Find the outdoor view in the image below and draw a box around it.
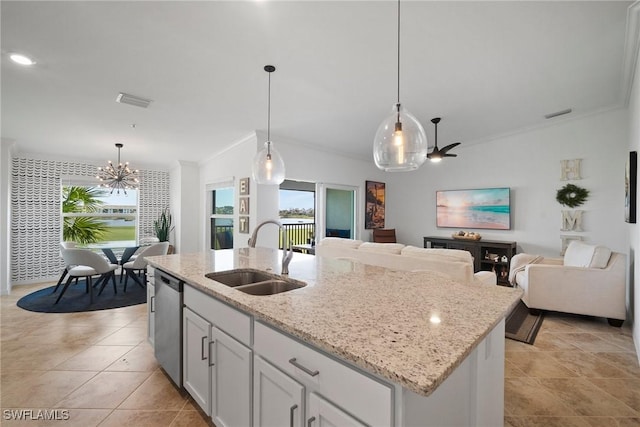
[211,188,234,249]
[62,185,137,247]
[280,189,315,245]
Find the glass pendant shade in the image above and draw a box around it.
[373,103,428,171]
[252,141,285,185]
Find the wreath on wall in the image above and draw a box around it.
[556,183,589,208]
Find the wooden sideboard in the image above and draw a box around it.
[424,236,517,286]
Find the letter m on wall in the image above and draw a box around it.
[561,210,584,232]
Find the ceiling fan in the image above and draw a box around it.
[427,117,461,162]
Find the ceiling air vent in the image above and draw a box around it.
[116,92,152,108]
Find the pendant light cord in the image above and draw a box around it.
[396,0,401,122]
[267,69,272,157]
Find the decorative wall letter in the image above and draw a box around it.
[239,197,250,215]
[239,216,249,234]
[561,210,583,232]
[560,159,582,181]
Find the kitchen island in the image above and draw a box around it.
[147,248,522,427]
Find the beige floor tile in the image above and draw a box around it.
[505,360,527,378]
[547,351,633,378]
[96,327,146,346]
[105,343,159,372]
[170,410,215,427]
[616,417,640,427]
[98,409,179,427]
[587,378,640,413]
[54,345,134,371]
[594,352,640,377]
[56,371,151,409]
[505,339,541,353]
[590,332,638,352]
[505,377,578,416]
[507,351,578,378]
[539,377,638,417]
[504,416,618,427]
[1,344,84,371]
[554,332,630,352]
[118,371,188,410]
[1,370,96,408]
[531,333,580,351]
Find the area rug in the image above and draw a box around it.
[17,278,146,313]
[505,300,544,345]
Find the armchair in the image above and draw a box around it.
[509,241,626,326]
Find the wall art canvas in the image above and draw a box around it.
[625,151,637,223]
[436,187,511,230]
[365,181,385,229]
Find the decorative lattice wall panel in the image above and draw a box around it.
[10,157,169,283]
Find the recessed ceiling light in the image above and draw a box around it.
[9,53,36,66]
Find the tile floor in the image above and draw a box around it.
[1,282,639,426]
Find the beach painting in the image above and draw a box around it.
[436,188,511,230]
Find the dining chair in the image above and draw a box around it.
[52,241,77,294]
[55,248,119,304]
[372,228,397,243]
[122,242,170,292]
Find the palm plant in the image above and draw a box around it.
[154,208,174,242]
[62,186,107,244]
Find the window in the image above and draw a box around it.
[210,187,234,249]
[61,184,137,246]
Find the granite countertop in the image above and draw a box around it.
[147,248,522,397]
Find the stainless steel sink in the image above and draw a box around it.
[235,280,305,296]
[205,269,306,295]
[205,269,277,287]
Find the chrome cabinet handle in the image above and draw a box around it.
[150,296,155,312]
[307,416,316,427]
[208,340,215,367]
[201,336,207,360]
[289,358,319,377]
[289,404,298,427]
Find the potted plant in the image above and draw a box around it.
[154,208,175,252]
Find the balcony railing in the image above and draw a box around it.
[212,222,315,250]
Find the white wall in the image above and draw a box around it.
[386,109,628,257]
[170,160,200,254]
[628,11,640,358]
[0,140,14,295]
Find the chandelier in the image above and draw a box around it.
[96,143,139,194]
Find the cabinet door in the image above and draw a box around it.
[146,282,155,347]
[211,326,252,427]
[183,308,211,416]
[254,356,304,427]
[307,393,366,427]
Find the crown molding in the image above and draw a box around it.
[622,1,640,106]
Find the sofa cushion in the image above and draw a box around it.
[358,242,405,255]
[317,237,363,249]
[564,241,612,268]
[401,246,473,263]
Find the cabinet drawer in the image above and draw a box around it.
[254,321,393,427]
[184,285,251,347]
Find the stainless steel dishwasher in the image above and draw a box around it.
[154,269,183,387]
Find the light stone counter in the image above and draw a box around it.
[147,248,522,397]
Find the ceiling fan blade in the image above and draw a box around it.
[427,147,441,159]
[439,142,461,154]
[443,153,457,157]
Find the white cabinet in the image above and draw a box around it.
[183,285,252,427]
[253,321,393,427]
[183,307,211,416]
[307,393,367,427]
[211,325,252,427]
[254,355,304,427]
[146,266,155,347]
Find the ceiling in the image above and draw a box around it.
[1,1,634,169]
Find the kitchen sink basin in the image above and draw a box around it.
[205,269,306,295]
[235,280,305,296]
[205,269,277,287]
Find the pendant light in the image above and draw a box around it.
[252,65,285,185]
[373,0,427,172]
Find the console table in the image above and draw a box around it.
[424,236,517,286]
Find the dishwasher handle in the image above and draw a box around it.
[156,270,183,292]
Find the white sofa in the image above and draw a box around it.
[315,237,496,285]
[509,241,626,326]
